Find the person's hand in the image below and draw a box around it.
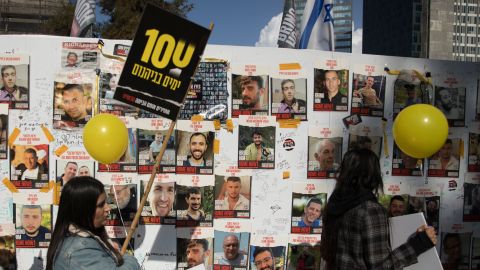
[417,224,437,245]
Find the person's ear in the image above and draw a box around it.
[314,153,319,160]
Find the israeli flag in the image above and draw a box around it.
[298,0,335,51]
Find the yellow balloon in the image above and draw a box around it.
[83,114,129,164]
[393,104,449,158]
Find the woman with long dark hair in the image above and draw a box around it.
[320,149,436,269]
[46,176,140,269]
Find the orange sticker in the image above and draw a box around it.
[41,125,55,142]
[225,119,234,133]
[279,63,301,70]
[8,128,20,146]
[213,139,220,154]
[191,115,204,122]
[2,178,18,193]
[283,171,290,179]
[278,119,301,128]
[55,145,69,157]
[213,119,221,130]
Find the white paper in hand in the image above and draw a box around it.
[389,213,442,270]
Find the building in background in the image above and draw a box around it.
[295,0,353,52]
[363,0,480,62]
[0,0,66,34]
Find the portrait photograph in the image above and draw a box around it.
[176,130,214,174]
[0,55,30,109]
[351,73,386,117]
[177,237,213,270]
[213,231,250,268]
[14,204,52,248]
[378,194,409,218]
[287,243,321,270]
[393,77,429,116]
[307,136,342,179]
[249,245,285,270]
[55,160,94,186]
[434,86,466,127]
[427,138,461,177]
[291,192,326,234]
[214,175,251,218]
[10,144,49,189]
[176,184,214,227]
[231,74,269,118]
[271,77,307,120]
[61,42,98,69]
[53,81,93,130]
[137,129,176,174]
[105,183,138,225]
[313,68,349,111]
[140,179,176,225]
[238,125,275,169]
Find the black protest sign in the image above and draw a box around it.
[114,4,211,120]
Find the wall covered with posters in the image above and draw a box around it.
[0,35,479,270]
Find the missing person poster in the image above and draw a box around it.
[271,77,307,120]
[307,126,342,179]
[52,70,96,131]
[434,75,466,127]
[175,120,215,174]
[177,227,214,270]
[139,173,176,225]
[13,192,52,248]
[291,182,328,234]
[176,174,214,227]
[214,165,252,219]
[0,54,29,109]
[287,234,322,270]
[10,144,49,189]
[231,73,270,118]
[427,137,461,177]
[214,219,251,269]
[238,115,276,169]
[392,70,430,117]
[113,4,211,119]
[137,118,176,174]
[249,235,287,270]
[313,59,349,112]
[61,42,98,69]
[351,64,385,117]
